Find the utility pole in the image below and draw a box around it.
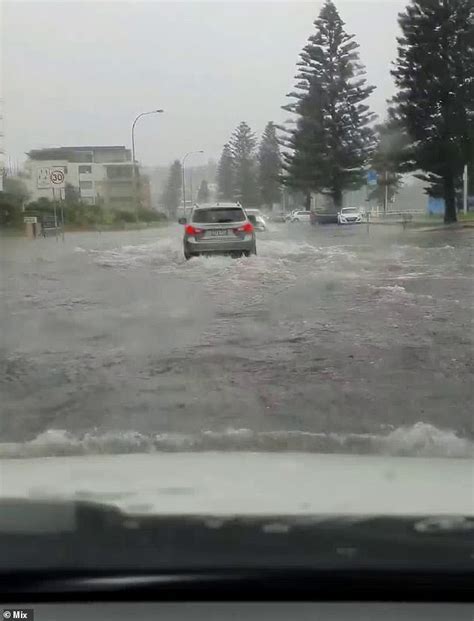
[383,170,388,214]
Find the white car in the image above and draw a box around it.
[291,210,311,223]
[245,209,267,232]
[337,207,363,225]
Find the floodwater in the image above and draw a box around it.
[1,223,473,458]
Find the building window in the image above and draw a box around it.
[80,180,93,189]
[79,165,92,174]
[106,165,133,179]
[70,153,93,163]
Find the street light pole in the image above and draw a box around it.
[131,109,164,220]
[181,150,204,214]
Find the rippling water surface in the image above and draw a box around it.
[1,223,472,458]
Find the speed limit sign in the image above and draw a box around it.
[49,168,65,188]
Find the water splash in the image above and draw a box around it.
[1,423,471,460]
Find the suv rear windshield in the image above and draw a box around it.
[192,208,245,223]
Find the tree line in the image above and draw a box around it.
[160,121,282,216]
[283,0,473,223]
[133,0,474,224]
[217,121,282,208]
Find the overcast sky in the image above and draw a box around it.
[2,0,406,168]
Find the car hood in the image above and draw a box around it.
[1,452,472,517]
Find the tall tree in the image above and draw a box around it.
[161,160,182,217]
[229,121,259,206]
[391,0,474,223]
[0,177,29,228]
[280,91,321,209]
[3,176,29,205]
[217,143,234,201]
[197,179,210,203]
[258,122,282,207]
[282,0,376,210]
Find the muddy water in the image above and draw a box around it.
[1,223,472,458]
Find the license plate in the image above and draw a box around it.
[209,229,228,237]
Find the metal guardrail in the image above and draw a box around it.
[310,209,430,228]
[369,210,426,219]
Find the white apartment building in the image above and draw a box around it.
[24,145,147,209]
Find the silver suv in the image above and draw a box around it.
[180,203,257,260]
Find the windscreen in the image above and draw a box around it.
[1,0,473,575]
[192,208,245,223]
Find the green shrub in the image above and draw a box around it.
[113,209,136,224]
[0,192,24,227]
[137,208,167,222]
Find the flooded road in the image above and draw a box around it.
[1,223,473,457]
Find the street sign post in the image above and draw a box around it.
[60,188,65,242]
[37,167,51,189]
[47,169,66,241]
[52,188,59,241]
[34,167,66,240]
[36,167,66,189]
[49,168,65,188]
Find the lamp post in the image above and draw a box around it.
[182,150,204,213]
[131,109,164,219]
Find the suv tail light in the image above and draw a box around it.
[185,225,204,235]
[235,221,254,233]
